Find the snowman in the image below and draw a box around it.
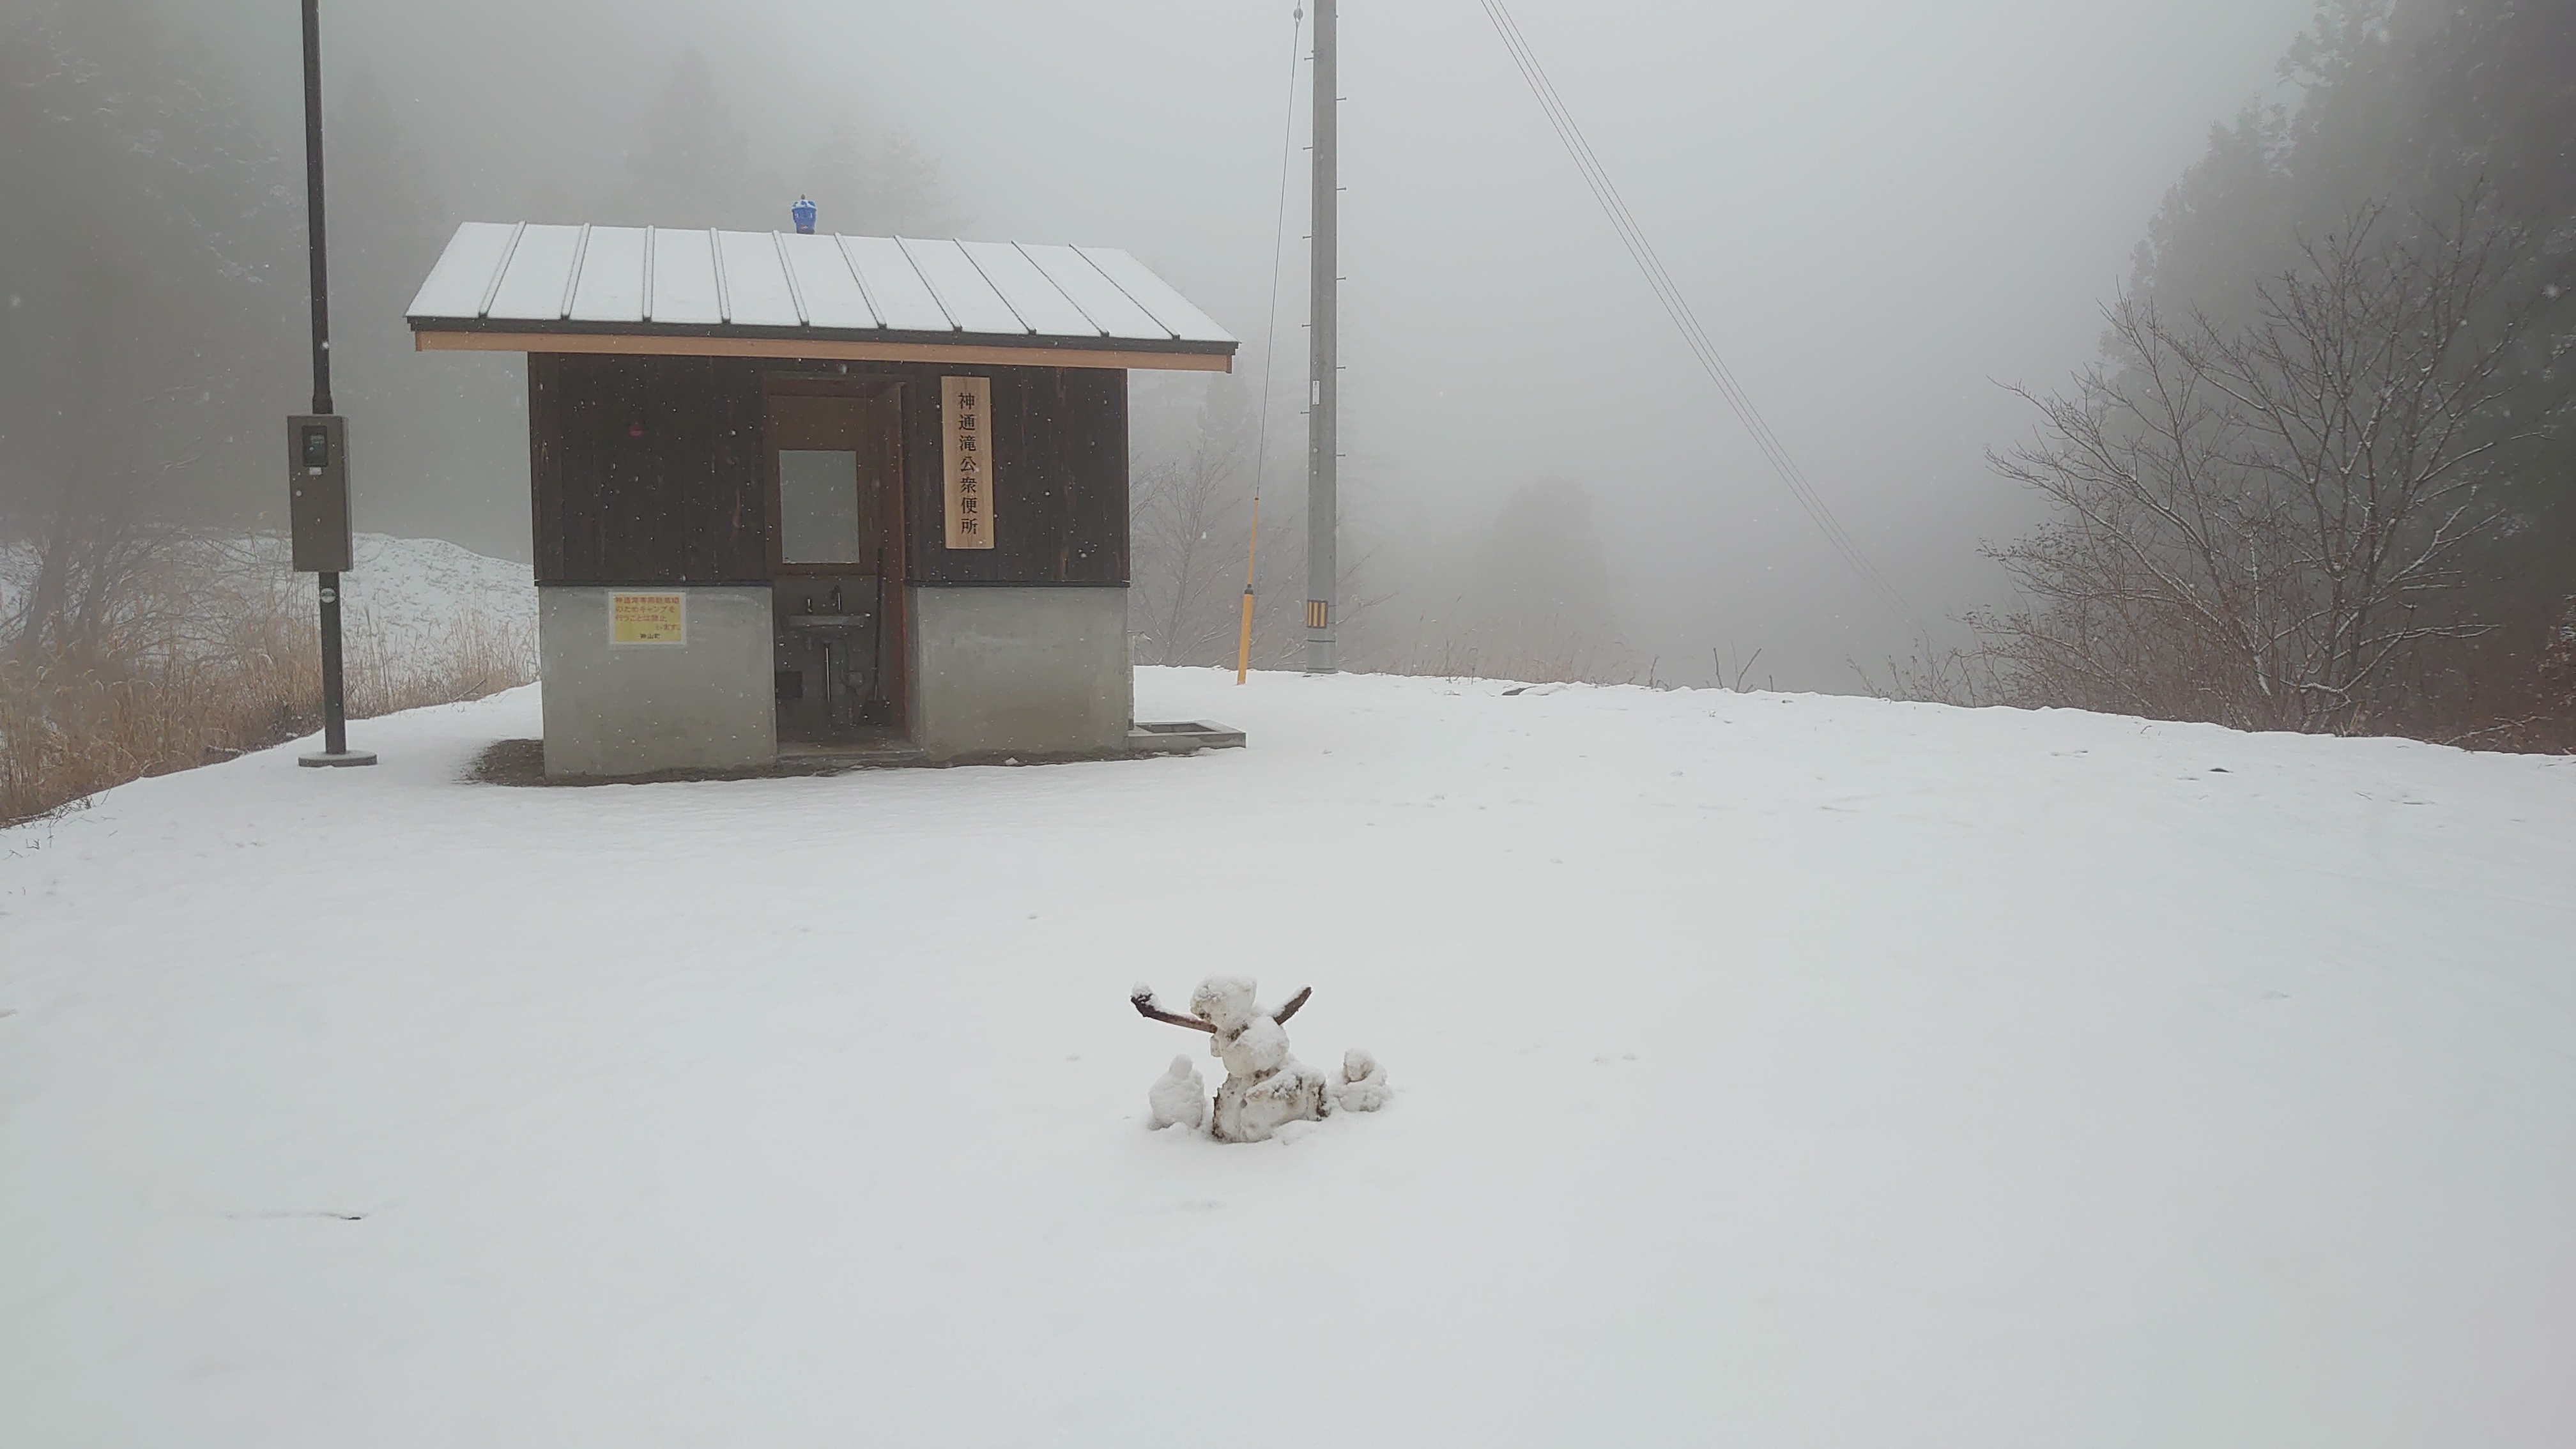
[1131,976,1333,1144]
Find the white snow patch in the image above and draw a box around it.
[335,533,536,641]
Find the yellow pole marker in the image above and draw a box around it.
[1234,494,1260,684]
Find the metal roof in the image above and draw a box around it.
[406,222,1238,372]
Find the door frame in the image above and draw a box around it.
[761,375,910,732]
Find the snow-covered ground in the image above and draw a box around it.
[332,533,538,644]
[3,671,2571,1446]
[0,533,534,671]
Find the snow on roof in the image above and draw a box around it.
[405,222,1238,367]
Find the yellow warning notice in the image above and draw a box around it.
[610,592,686,647]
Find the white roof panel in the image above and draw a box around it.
[484,224,586,321]
[776,232,876,329]
[647,228,721,326]
[715,229,799,327]
[959,240,1101,337]
[568,226,648,323]
[899,238,1026,335]
[1074,247,1234,344]
[410,220,1237,358]
[407,221,519,319]
[842,236,951,332]
[1017,243,1172,339]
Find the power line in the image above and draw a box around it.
[1248,6,1307,524]
[1477,1,1926,636]
[1237,3,1309,682]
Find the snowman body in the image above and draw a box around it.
[1193,976,1331,1143]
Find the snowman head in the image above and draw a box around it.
[1189,974,1259,1031]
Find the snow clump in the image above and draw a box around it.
[1331,1048,1390,1112]
[1147,1055,1207,1131]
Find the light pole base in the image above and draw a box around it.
[298,749,378,768]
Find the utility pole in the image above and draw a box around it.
[293,0,373,767]
[1303,0,1338,674]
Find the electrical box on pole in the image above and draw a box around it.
[288,415,353,574]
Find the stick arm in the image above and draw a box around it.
[1130,989,1218,1034]
[1272,986,1313,1024]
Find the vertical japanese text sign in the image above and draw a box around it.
[942,376,995,550]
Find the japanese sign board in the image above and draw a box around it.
[942,375,995,550]
[609,591,686,647]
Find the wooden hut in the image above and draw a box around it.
[404,222,1238,777]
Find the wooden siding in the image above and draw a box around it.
[903,367,1128,586]
[527,356,1126,588]
[527,355,765,584]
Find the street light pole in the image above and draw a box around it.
[1303,0,1338,674]
[295,0,374,768]
[302,0,332,425]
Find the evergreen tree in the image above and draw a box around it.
[867,128,959,236]
[800,122,960,236]
[601,49,776,229]
[602,52,956,236]
[1457,479,1621,660]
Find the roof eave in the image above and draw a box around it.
[408,316,1236,373]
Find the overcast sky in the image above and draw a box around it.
[203,0,2317,686]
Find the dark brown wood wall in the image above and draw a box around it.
[902,367,1129,586]
[527,356,1127,587]
[527,355,766,583]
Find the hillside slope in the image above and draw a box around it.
[0,534,535,646]
[2,670,2570,1446]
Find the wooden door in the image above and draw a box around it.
[764,382,907,727]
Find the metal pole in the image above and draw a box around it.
[303,0,332,422]
[1303,0,1338,674]
[300,0,361,763]
[294,0,371,767]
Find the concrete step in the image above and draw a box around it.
[1128,721,1248,754]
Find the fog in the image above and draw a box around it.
[178,0,2313,688]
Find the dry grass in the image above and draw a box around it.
[1866,617,2576,755]
[1,565,533,825]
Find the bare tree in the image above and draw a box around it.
[1129,430,1248,666]
[2,3,297,668]
[1971,198,2554,733]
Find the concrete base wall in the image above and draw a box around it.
[908,586,1131,760]
[538,585,777,778]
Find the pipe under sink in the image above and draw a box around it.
[786,613,878,730]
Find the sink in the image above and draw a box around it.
[785,611,880,732]
[787,613,873,634]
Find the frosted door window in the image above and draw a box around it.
[779,450,864,564]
